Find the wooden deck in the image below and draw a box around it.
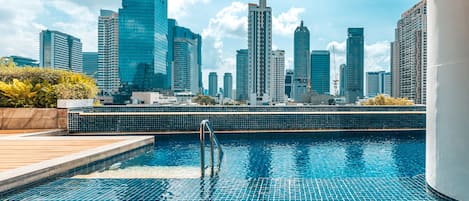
[0,129,49,136]
[0,138,121,172]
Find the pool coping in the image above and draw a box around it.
[0,136,154,194]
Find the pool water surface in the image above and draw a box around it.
[3,131,441,200]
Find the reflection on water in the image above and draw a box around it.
[107,132,426,179]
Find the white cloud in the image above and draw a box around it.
[0,0,45,59]
[273,7,305,36]
[169,0,211,21]
[201,2,248,89]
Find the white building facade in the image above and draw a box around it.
[271,50,285,103]
[248,0,272,105]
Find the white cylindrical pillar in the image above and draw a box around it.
[427,0,469,200]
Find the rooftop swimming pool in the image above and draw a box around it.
[3,131,441,200]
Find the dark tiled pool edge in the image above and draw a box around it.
[426,183,458,201]
[0,136,154,196]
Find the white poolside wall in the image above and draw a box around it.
[427,0,469,200]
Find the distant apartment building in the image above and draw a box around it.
[339,64,346,97]
[393,0,427,104]
[118,0,168,91]
[83,52,98,78]
[285,70,294,99]
[367,71,391,97]
[98,9,120,95]
[271,50,285,103]
[209,72,218,97]
[311,50,330,95]
[248,0,272,104]
[293,21,310,102]
[224,73,233,99]
[236,49,249,101]
[40,30,82,73]
[168,20,202,95]
[345,28,364,103]
[8,56,38,67]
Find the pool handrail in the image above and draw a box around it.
[200,120,224,177]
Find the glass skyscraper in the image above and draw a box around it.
[345,28,364,103]
[339,64,346,97]
[224,73,233,99]
[40,30,82,73]
[209,72,218,97]
[366,71,392,97]
[311,50,330,95]
[285,70,294,99]
[118,0,168,92]
[170,23,202,95]
[293,21,310,102]
[236,49,249,101]
[82,52,98,78]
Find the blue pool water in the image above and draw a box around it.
[3,131,441,200]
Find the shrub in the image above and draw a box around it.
[361,94,414,106]
[0,59,98,108]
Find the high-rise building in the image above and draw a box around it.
[236,49,249,101]
[40,30,82,73]
[83,52,98,78]
[170,22,202,95]
[209,72,218,97]
[367,71,392,97]
[345,28,364,103]
[118,0,168,92]
[248,0,272,105]
[311,50,330,95]
[224,73,233,99]
[339,64,346,97]
[167,19,177,89]
[285,70,294,99]
[98,9,119,95]
[293,21,310,102]
[271,50,285,103]
[393,0,427,104]
[390,41,399,98]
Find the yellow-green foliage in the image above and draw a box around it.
[0,57,98,108]
[362,94,414,106]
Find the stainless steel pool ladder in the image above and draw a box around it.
[200,120,224,177]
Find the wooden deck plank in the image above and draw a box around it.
[0,139,122,172]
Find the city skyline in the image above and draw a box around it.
[0,0,421,90]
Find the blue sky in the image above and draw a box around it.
[0,0,420,90]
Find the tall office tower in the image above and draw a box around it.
[285,70,294,99]
[224,73,233,99]
[293,21,310,102]
[394,0,427,104]
[118,0,168,92]
[366,71,392,97]
[98,9,119,95]
[236,49,249,101]
[82,52,98,78]
[167,19,177,90]
[345,28,364,103]
[390,41,399,97]
[271,50,285,103]
[40,30,82,73]
[339,64,346,96]
[170,23,202,95]
[248,0,272,105]
[311,50,331,95]
[209,72,218,97]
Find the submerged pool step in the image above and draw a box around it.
[73,166,201,179]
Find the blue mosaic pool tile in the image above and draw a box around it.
[3,175,441,201]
